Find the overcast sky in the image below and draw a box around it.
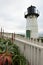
[0,0,43,34]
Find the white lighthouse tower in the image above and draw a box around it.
[24,5,39,39]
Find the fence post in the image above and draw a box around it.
[14,32,15,41]
[1,27,2,38]
[11,33,15,43]
[11,33,13,43]
[2,29,4,38]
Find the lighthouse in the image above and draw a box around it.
[24,5,39,39]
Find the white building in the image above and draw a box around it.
[24,5,39,39]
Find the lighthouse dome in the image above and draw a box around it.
[25,5,39,18]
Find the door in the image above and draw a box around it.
[26,30,31,39]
